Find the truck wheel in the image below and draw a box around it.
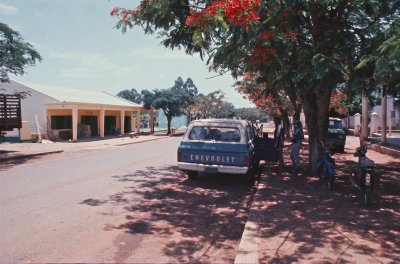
[187,171,198,180]
[244,166,257,182]
[338,145,345,153]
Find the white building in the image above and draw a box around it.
[372,95,400,129]
[0,80,153,142]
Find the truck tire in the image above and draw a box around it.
[245,169,255,180]
[187,171,198,180]
[338,145,345,153]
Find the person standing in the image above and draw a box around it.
[273,117,285,171]
[290,120,303,171]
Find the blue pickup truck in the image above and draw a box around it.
[177,119,276,179]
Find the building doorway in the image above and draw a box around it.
[124,116,131,133]
[81,116,98,136]
[105,116,117,135]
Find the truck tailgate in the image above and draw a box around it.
[179,141,248,167]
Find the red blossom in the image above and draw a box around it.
[260,31,275,41]
[225,0,260,30]
[186,0,261,30]
[251,45,277,66]
[284,31,297,41]
[205,1,225,16]
[110,7,120,17]
[186,8,208,27]
[111,0,149,19]
[330,91,348,115]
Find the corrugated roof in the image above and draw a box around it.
[33,83,142,107]
[3,80,142,108]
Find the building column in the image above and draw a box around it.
[45,107,51,139]
[99,107,105,138]
[370,112,379,137]
[72,105,78,142]
[361,94,369,141]
[136,109,141,133]
[381,94,387,145]
[354,113,361,137]
[120,109,125,136]
[130,111,135,133]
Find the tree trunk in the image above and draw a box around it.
[361,90,369,141]
[279,108,291,137]
[301,88,319,174]
[316,88,332,144]
[167,117,172,135]
[293,107,301,122]
[301,84,331,175]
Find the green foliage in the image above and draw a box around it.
[171,76,198,112]
[141,89,155,109]
[153,88,184,118]
[117,88,142,104]
[112,0,399,169]
[139,76,198,133]
[0,23,42,82]
[193,90,235,119]
[351,2,400,97]
[212,101,235,118]
[235,107,269,122]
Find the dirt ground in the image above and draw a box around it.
[256,136,399,263]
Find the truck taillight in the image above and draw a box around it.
[177,149,182,162]
[244,155,249,167]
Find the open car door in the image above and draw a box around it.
[254,136,278,162]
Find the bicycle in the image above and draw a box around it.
[349,143,377,207]
[317,140,335,191]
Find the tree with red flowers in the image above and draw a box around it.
[235,71,302,136]
[112,0,398,173]
[329,91,348,117]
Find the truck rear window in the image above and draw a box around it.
[188,126,241,142]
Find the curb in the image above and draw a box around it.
[374,144,400,158]
[234,175,265,264]
[0,136,171,162]
[362,140,400,158]
[115,135,169,146]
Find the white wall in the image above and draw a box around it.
[372,96,399,128]
[0,80,57,135]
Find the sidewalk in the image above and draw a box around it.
[235,136,400,263]
[0,134,169,161]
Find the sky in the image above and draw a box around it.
[0,0,254,108]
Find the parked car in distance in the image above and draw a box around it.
[327,117,346,153]
[177,119,259,179]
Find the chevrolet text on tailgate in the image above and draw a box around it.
[177,119,258,179]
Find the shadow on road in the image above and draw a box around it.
[81,165,256,262]
[0,155,41,171]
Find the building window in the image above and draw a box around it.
[51,116,72,129]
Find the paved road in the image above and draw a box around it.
[0,137,253,263]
